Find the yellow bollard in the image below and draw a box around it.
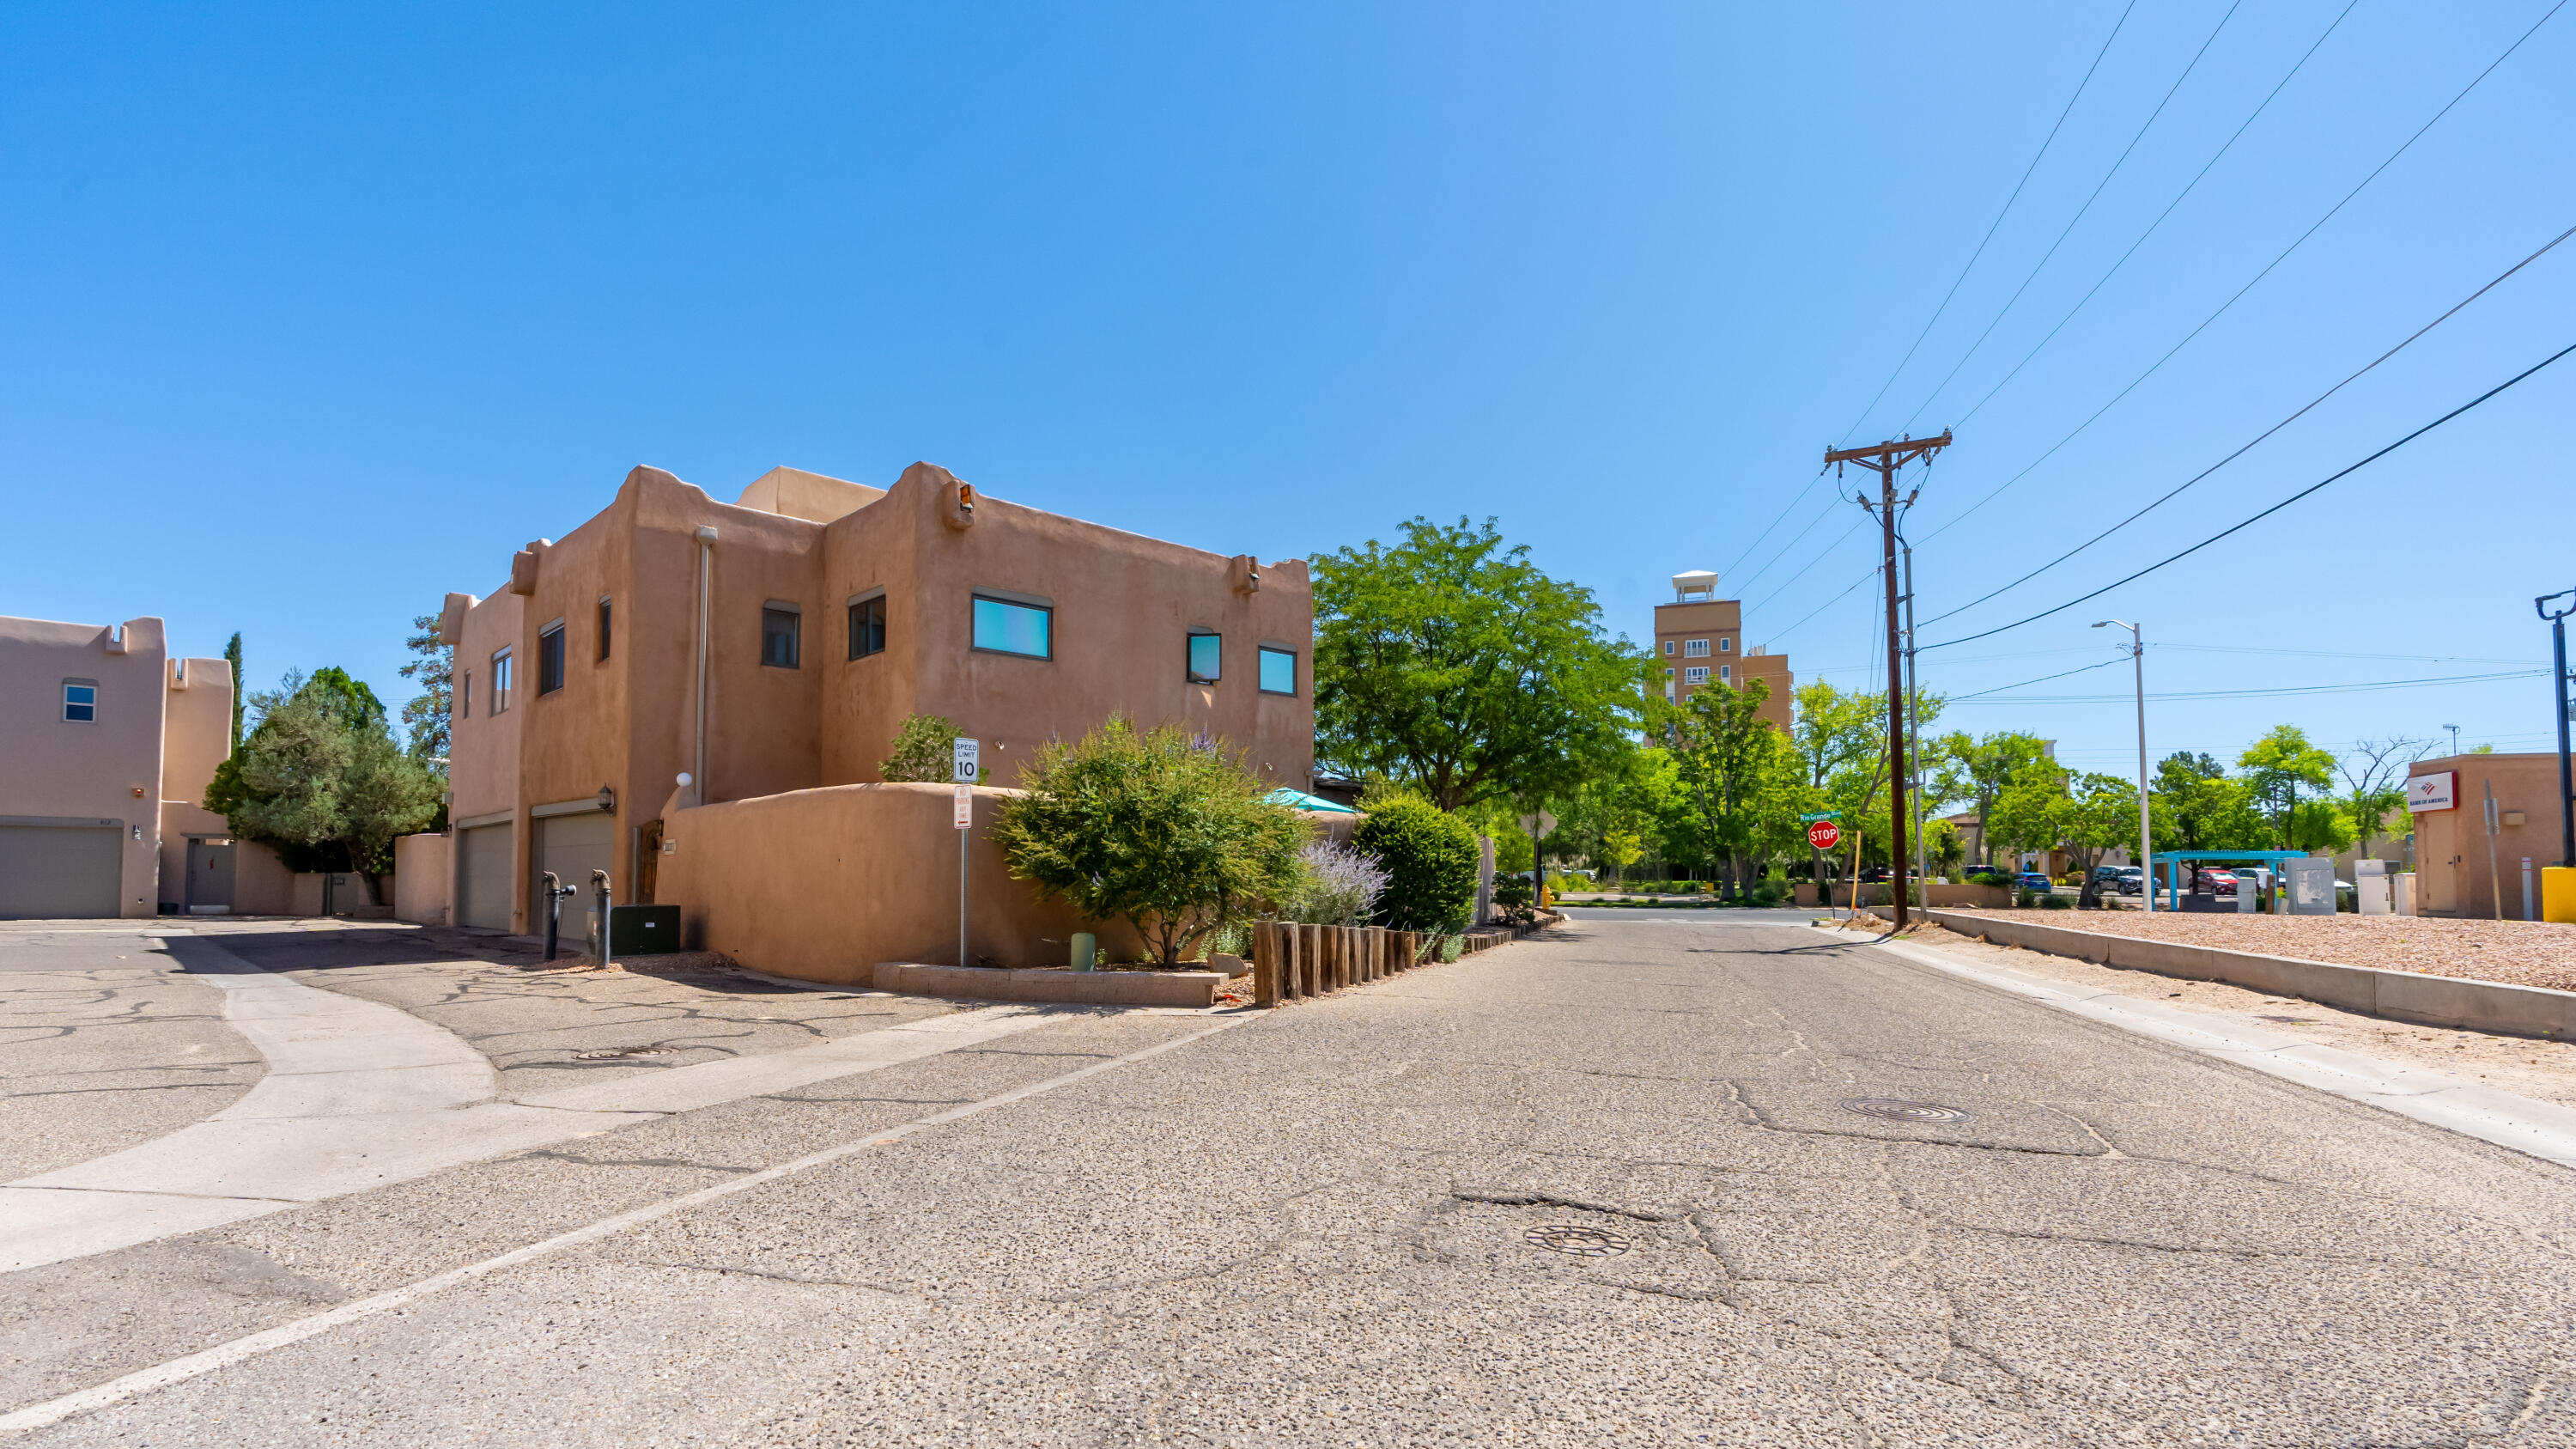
[2545,866,2576,925]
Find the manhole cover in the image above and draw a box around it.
[572,1045,677,1061]
[1839,1097,1974,1123]
[1525,1225,1630,1257]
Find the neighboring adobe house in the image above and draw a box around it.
[0,615,234,918]
[433,461,1315,974]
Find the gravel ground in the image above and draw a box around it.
[1938,907,2576,993]
[1832,916,2576,1111]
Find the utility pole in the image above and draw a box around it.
[2540,589,2574,869]
[1824,429,1953,930]
[1901,539,1925,894]
[2095,619,2150,912]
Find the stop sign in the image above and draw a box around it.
[1807,819,1842,850]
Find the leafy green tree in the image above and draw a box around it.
[223,631,244,754]
[1932,730,2050,870]
[208,671,444,903]
[1313,516,1649,812]
[880,713,983,782]
[2239,726,2337,853]
[2288,798,2357,855]
[2148,752,2269,853]
[1352,794,1482,935]
[992,719,1305,964]
[1668,679,1788,898]
[398,613,453,761]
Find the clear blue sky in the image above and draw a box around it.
[6,2,2570,782]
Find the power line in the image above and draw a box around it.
[1756,563,1880,643]
[1922,338,2576,651]
[1832,0,2142,447]
[1942,0,2364,432]
[1919,221,2576,627]
[1951,667,2548,704]
[1899,0,2246,432]
[1730,489,1850,595]
[1920,0,2571,543]
[1745,516,1869,615]
[1945,656,2129,701]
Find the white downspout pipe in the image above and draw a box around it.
[694,526,716,806]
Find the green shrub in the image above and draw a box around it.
[880,713,986,783]
[2039,892,2073,910]
[992,718,1305,964]
[1493,875,1534,909]
[1746,879,1788,908]
[1352,797,1479,934]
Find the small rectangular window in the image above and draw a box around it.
[762,606,801,668]
[1258,646,1297,696]
[1683,638,1710,658]
[1719,636,1733,653]
[459,671,472,721]
[848,595,885,660]
[598,598,612,661]
[1719,664,1732,682]
[1662,640,1674,655]
[538,621,566,695]
[972,596,1052,659]
[491,648,513,713]
[62,679,97,722]
[1187,630,1221,685]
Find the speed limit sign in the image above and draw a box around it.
[1807,819,1842,851]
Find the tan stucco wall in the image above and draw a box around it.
[449,587,525,927]
[394,832,451,924]
[0,615,171,916]
[2409,753,2570,917]
[656,782,1145,984]
[234,839,297,916]
[155,654,235,909]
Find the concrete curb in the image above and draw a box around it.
[1925,909,2576,1041]
[875,961,1222,1008]
[1817,926,2576,1172]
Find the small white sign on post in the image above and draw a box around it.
[952,737,981,784]
[1517,811,1557,839]
[953,784,973,830]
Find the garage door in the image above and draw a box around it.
[534,811,616,917]
[0,821,123,919]
[456,824,514,931]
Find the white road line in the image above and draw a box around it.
[1826,926,2576,1170]
[0,1016,1243,1440]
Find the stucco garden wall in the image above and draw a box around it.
[656,781,1145,985]
[394,832,450,924]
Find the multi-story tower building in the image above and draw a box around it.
[1650,570,1793,732]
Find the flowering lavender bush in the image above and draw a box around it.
[1283,839,1391,926]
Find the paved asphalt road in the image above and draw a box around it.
[6,913,2575,1446]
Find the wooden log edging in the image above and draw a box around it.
[1253,922,1434,1007]
[1923,909,2576,1040]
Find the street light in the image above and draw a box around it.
[2444,723,2461,757]
[2095,620,2150,912]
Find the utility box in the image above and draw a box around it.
[2391,872,2417,916]
[607,904,683,956]
[2355,859,2390,916]
[2286,857,2336,916]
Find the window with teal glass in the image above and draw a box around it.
[972,596,1051,659]
[1258,646,1296,696]
[1187,630,1220,685]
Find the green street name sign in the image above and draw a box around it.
[1797,812,1842,824]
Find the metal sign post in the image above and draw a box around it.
[954,739,979,967]
[1800,813,1841,914]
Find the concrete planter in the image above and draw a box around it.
[1925,910,2576,1039]
[874,961,1221,1008]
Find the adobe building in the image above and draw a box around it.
[0,615,235,918]
[1653,571,1793,731]
[436,461,1315,976]
[2406,752,2573,918]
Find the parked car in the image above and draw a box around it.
[2115,867,2143,897]
[2015,871,2051,892]
[2199,868,2239,897]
